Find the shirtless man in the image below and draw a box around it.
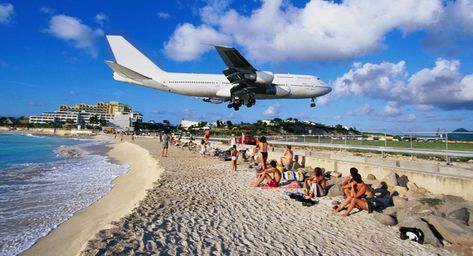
[333,173,367,216]
[258,136,268,170]
[252,160,281,187]
[279,145,293,168]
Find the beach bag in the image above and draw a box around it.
[295,170,305,182]
[282,171,296,181]
[399,227,424,244]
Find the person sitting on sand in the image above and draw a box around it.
[352,181,391,213]
[304,167,327,198]
[252,160,281,187]
[258,136,268,170]
[333,173,367,216]
[231,145,238,172]
[342,167,359,198]
[279,145,293,168]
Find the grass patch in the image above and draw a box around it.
[419,198,444,207]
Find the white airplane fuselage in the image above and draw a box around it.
[113,71,331,100]
[105,35,332,108]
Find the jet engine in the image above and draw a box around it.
[244,71,274,84]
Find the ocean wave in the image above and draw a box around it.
[0,151,128,256]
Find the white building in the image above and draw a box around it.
[29,111,143,130]
[180,120,199,130]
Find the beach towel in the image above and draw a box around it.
[259,181,301,189]
[281,170,305,182]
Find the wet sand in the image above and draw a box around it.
[22,140,163,256]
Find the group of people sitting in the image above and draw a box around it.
[249,144,389,216]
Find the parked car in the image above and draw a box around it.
[236,136,257,145]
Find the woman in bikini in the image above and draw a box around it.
[258,136,268,171]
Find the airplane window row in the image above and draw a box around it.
[169,81,218,84]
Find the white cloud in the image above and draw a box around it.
[46,14,104,58]
[164,23,230,61]
[348,104,374,116]
[381,101,401,117]
[332,58,473,110]
[399,113,416,122]
[94,13,109,26]
[164,0,454,62]
[263,103,280,117]
[156,12,171,19]
[39,6,55,14]
[0,3,14,24]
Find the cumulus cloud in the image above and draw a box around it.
[263,103,280,117]
[163,0,470,62]
[164,24,230,61]
[45,14,104,58]
[94,13,109,26]
[348,104,374,116]
[0,3,14,24]
[381,101,401,117]
[333,58,473,110]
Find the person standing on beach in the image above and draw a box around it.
[161,131,169,157]
[231,145,238,172]
[203,128,211,143]
[229,134,237,149]
[258,136,268,170]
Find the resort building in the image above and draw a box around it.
[180,120,199,130]
[29,101,142,130]
[59,101,131,114]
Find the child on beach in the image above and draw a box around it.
[231,145,238,172]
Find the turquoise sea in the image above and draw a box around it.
[0,133,128,256]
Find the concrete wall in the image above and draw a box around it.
[268,146,473,201]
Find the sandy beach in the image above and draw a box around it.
[22,139,163,256]
[73,138,449,256]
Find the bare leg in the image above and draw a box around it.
[343,199,357,216]
[252,172,268,187]
[333,197,353,213]
[260,155,267,171]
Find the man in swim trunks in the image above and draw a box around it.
[252,160,281,187]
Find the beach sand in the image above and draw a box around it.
[22,140,163,256]
[80,138,449,256]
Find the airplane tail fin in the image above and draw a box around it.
[106,35,166,78]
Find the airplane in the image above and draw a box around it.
[105,35,332,111]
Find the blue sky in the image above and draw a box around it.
[0,0,472,133]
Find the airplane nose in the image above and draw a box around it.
[323,86,332,95]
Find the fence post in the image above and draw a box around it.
[446,132,449,150]
[318,135,320,143]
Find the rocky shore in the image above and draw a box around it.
[81,139,452,255]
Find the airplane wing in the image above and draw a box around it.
[214,45,273,85]
[214,46,275,109]
[214,46,255,70]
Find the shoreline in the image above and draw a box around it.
[21,138,163,256]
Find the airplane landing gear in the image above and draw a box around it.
[310,97,316,108]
